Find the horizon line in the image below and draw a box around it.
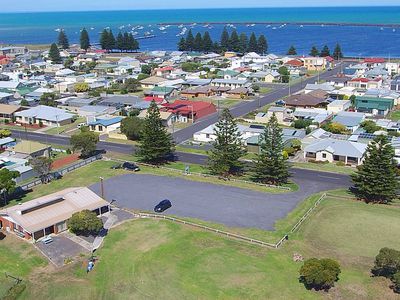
[2,5,400,14]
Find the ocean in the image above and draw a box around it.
[1,7,400,57]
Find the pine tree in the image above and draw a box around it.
[178,37,186,51]
[49,43,61,64]
[239,33,248,54]
[351,135,399,204]
[138,101,175,164]
[207,108,247,177]
[57,30,69,49]
[248,32,258,53]
[212,41,220,53]
[116,32,124,50]
[80,28,90,50]
[252,113,290,185]
[287,45,297,55]
[108,30,116,50]
[333,43,344,60]
[220,27,230,51]
[185,29,194,51]
[229,30,240,52]
[128,33,139,51]
[100,29,109,50]
[320,45,331,57]
[193,32,203,52]
[257,34,268,55]
[309,46,320,57]
[202,32,213,53]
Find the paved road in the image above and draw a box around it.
[172,64,346,143]
[90,171,349,230]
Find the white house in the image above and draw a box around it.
[14,105,75,126]
[327,100,351,114]
[88,116,123,134]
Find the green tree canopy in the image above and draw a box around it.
[178,37,186,51]
[207,108,246,177]
[287,45,297,55]
[360,120,382,133]
[29,157,53,183]
[309,46,320,57]
[351,135,399,204]
[320,45,331,57]
[49,43,62,64]
[80,28,90,50]
[71,129,99,158]
[278,66,290,83]
[0,168,19,206]
[248,32,258,53]
[121,116,144,141]
[252,113,290,185]
[299,258,341,291]
[193,32,203,52]
[57,30,69,49]
[230,30,240,52]
[257,34,268,54]
[39,92,57,107]
[68,210,103,236]
[220,27,230,51]
[239,33,249,54]
[138,101,175,164]
[185,29,195,51]
[202,32,213,53]
[333,43,344,60]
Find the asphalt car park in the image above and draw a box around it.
[90,171,349,231]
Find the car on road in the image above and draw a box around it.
[111,162,140,171]
[154,199,172,213]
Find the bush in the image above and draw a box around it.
[293,119,312,129]
[3,282,26,300]
[372,247,400,294]
[38,120,44,128]
[336,161,345,166]
[68,210,103,236]
[4,119,9,124]
[299,258,341,291]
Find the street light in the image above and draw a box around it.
[99,177,105,199]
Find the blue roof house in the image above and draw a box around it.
[88,117,123,134]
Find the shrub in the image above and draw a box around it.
[68,210,103,236]
[38,120,44,128]
[299,258,341,291]
[372,248,400,294]
[336,161,345,166]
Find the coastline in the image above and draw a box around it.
[158,22,400,27]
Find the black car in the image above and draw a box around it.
[122,162,140,171]
[154,199,172,213]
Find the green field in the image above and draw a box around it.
[0,194,396,299]
[292,161,356,175]
[389,110,400,121]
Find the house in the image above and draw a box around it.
[304,138,367,165]
[390,77,400,92]
[293,108,333,125]
[0,187,110,242]
[0,91,14,103]
[0,155,35,183]
[0,137,15,150]
[77,105,117,117]
[98,95,143,109]
[303,57,327,71]
[225,87,251,99]
[284,91,328,108]
[155,66,174,77]
[354,96,394,116]
[0,104,22,120]
[284,59,304,68]
[348,77,382,90]
[304,83,335,94]
[139,76,170,89]
[143,86,178,100]
[14,105,75,127]
[162,100,216,123]
[332,111,365,132]
[327,100,351,113]
[88,116,123,134]
[138,110,174,127]
[211,79,248,89]
[255,106,294,125]
[6,140,51,158]
[246,128,306,153]
[0,46,27,56]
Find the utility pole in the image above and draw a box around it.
[99,177,105,199]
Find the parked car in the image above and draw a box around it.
[154,199,172,213]
[122,162,140,171]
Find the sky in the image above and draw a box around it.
[3,0,400,12]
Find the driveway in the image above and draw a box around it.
[90,172,349,231]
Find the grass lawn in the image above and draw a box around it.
[389,110,400,121]
[7,194,399,299]
[292,161,356,175]
[44,117,85,135]
[259,87,271,94]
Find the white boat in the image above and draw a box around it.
[55,28,61,32]
[300,25,304,28]
[90,27,95,30]
[159,26,167,31]
[178,24,184,28]
[272,27,277,30]
[380,27,384,31]
[393,28,396,32]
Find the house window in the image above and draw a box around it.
[206,134,210,138]
[322,153,327,158]
[98,125,103,131]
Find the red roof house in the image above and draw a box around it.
[161,100,216,122]
[285,59,304,67]
[364,58,385,64]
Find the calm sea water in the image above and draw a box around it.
[1,7,400,56]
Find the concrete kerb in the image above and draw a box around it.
[105,157,291,191]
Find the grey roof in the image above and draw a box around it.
[79,105,112,113]
[66,98,94,107]
[212,79,248,85]
[0,137,15,146]
[305,83,335,92]
[333,111,365,127]
[304,138,367,158]
[98,95,142,106]
[14,105,74,122]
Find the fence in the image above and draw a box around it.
[136,193,327,249]
[18,154,102,191]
